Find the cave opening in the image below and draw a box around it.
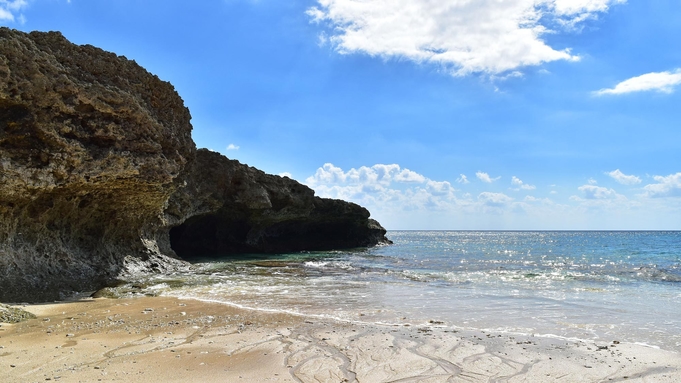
[169,213,252,260]
[169,211,374,260]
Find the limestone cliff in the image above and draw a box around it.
[166,149,389,257]
[0,28,389,303]
[0,28,195,302]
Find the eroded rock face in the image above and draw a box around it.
[0,28,194,301]
[0,28,389,303]
[166,150,390,257]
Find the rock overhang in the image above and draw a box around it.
[0,28,390,303]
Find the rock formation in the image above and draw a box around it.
[0,28,389,303]
[0,303,35,323]
[166,149,389,257]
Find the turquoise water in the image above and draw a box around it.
[130,231,681,351]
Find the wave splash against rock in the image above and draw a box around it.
[0,28,390,302]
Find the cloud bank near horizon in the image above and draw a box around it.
[307,0,624,76]
[304,163,680,229]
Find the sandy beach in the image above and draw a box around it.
[0,296,678,382]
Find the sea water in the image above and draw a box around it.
[127,231,681,351]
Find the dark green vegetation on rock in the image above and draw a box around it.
[0,28,390,303]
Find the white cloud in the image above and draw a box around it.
[394,168,427,183]
[511,176,536,191]
[478,192,514,207]
[456,174,470,184]
[0,8,12,20]
[570,183,641,217]
[306,163,428,188]
[305,163,461,213]
[595,69,681,95]
[588,178,598,185]
[305,163,681,229]
[307,0,622,76]
[577,184,619,199]
[552,0,625,28]
[607,169,641,185]
[279,172,293,179]
[476,172,500,183]
[0,0,28,22]
[553,0,621,15]
[426,180,456,196]
[226,144,240,151]
[642,173,681,198]
[309,169,425,215]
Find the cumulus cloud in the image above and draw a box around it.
[305,163,462,217]
[456,174,470,184]
[476,172,500,183]
[306,163,426,188]
[553,0,620,14]
[307,0,623,76]
[0,0,28,22]
[578,184,619,199]
[394,168,427,183]
[279,172,293,179]
[426,180,456,196]
[478,192,514,207]
[570,183,642,216]
[0,8,11,20]
[642,173,681,198]
[307,163,547,220]
[511,176,536,191]
[552,0,625,28]
[524,195,551,203]
[595,69,681,95]
[607,169,641,185]
[226,144,240,150]
[304,163,681,229]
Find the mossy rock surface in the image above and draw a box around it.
[0,303,36,323]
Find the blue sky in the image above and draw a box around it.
[3,0,680,229]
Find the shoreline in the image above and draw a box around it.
[163,296,670,352]
[2,296,680,382]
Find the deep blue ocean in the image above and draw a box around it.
[130,231,681,351]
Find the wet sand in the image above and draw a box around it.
[1,296,680,382]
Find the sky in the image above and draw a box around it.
[2,0,680,230]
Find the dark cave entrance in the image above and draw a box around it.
[168,213,253,260]
[169,211,374,260]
